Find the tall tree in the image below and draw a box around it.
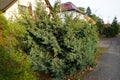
[86,7,92,17]
[103,17,119,37]
[111,17,119,35]
[91,14,104,34]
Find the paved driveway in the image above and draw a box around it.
[85,34,120,80]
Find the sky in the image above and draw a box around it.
[49,0,120,23]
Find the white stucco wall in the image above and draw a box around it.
[4,0,50,19]
[61,11,85,20]
[4,1,18,19]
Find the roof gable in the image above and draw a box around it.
[0,0,17,12]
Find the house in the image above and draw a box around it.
[0,0,51,19]
[0,0,95,24]
[60,2,96,24]
[60,2,83,20]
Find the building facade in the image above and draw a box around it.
[0,0,50,19]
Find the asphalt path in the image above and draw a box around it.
[85,34,120,80]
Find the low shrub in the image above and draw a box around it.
[0,13,25,50]
[0,13,38,80]
[0,47,38,80]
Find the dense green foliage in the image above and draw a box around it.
[19,1,99,80]
[91,14,104,35]
[85,7,105,35]
[0,13,38,80]
[0,48,38,80]
[78,7,86,14]
[0,13,25,49]
[119,23,120,32]
[103,17,119,37]
[85,7,119,37]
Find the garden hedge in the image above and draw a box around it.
[20,1,99,80]
[0,13,38,80]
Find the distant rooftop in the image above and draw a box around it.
[61,2,80,12]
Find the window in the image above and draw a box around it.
[18,3,32,15]
[18,5,27,15]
